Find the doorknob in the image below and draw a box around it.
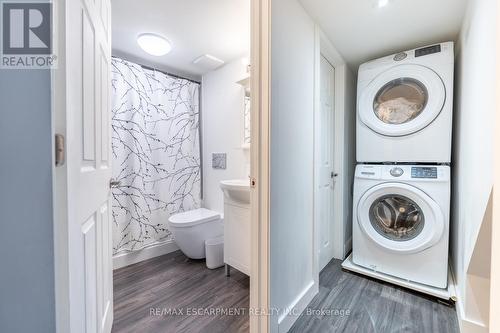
[330,172,338,179]
[109,179,121,188]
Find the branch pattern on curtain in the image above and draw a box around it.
[111,58,201,254]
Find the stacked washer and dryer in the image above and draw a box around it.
[342,42,454,296]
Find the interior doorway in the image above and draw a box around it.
[316,55,336,271]
[313,27,355,282]
[52,1,269,332]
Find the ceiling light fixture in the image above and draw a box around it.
[378,0,389,7]
[137,33,172,56]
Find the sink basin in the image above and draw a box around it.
[220,179,250,204]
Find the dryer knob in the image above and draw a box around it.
[390,167,404,177]
[393,52,407,61]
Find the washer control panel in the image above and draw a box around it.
[356,165,449,181]
[390,167,404,177]
[411,167,438,179]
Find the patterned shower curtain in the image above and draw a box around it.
[111,57,201,254]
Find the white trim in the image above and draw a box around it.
[491,7,500,330]
[277,281,316,333]
[112,240,179,270]
[52,0,70,331]
[455,287,489,333]
[249,0,270,332]
[313,26,321,291]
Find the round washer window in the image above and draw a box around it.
[373,78,428,124]
[369,194,425,241]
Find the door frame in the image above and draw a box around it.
[52,0,70,331]
[52,0,272,332]
[490,5,500,330]
[249,0,270,332]
[313,26,349,282]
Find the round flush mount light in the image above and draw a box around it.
[378,0,389,7]
[137,33,172,56]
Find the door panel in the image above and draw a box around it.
[318,56,335,271]
[99,48,110,166]
[67,0,113,332]
[98,201,113,333]
[82,215,97,333]
[82,10,96,164]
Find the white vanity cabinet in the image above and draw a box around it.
[220,180,251,276]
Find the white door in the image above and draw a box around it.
[66,0,113,332]
[317,56,336,271]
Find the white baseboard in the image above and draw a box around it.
[113,240,179,270]
[277,281,316,333]
[455,289,489,333]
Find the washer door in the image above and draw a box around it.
[357,182,444,254]
[359,64,445,137]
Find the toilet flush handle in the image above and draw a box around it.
[110,179,121,188]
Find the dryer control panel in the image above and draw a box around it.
[411,167,438,179]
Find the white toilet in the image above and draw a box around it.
[168,208,223,259]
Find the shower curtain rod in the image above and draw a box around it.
[112,56,201,84]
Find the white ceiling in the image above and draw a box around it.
[299,0,468,69]
[112,0,250,79]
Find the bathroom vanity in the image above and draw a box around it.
[220,179,251,276]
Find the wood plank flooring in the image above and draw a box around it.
[290,259,459,333]
[113,252,458,333]
[112,250,249,333]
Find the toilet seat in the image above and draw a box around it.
[168,208,220,227]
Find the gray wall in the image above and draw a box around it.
[270,0,315,331]
[0,69,55,332]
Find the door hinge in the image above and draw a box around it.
[55,134,65,167]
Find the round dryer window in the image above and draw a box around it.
[358,64,445,137]
[373,78,428,124]
[369,194,425,241]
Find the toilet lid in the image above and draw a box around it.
[168,208,220,227]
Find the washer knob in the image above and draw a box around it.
[390,167,404,177]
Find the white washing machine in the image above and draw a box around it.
[352,164,450,288]
[357,42,454,163]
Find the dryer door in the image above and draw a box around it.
[357,182,444,254]
[359,64,445,137]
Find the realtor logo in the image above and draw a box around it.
[1,1,56,68]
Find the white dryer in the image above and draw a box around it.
[352,164,450,288]
[357,42,454,163]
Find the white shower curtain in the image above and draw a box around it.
[111,58,201,254]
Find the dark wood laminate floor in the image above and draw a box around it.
[112,250,249,333]
[290,259,459,333]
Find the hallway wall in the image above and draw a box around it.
[0,70,55,332]
[452,0,498,330]
[270,0,316,331]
